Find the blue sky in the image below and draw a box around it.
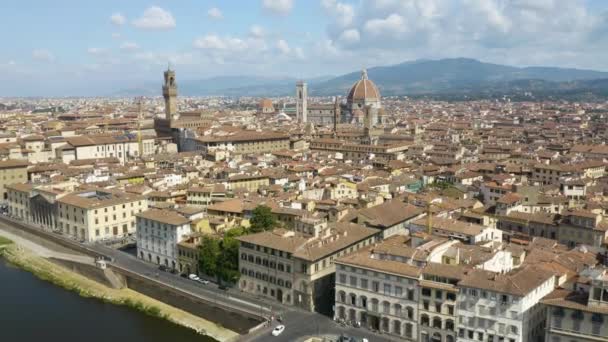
[1,0,608,96]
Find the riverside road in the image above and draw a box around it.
[0,216,399,342]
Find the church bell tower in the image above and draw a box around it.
[162,66,178,121]
[296,81,307,123]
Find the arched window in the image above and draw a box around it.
[405,323,413,338]
[359,296,367,308]
[349,293,357,306]
[394,304,402,317]
[393,320,402,335]
[371,298,379,312]
[337,291,346,303]
[381,317,390,332]
[446,319,455,331]
[433,317,442,329]
[421,314,430,326]
[382,301,390,314]
[406,306,414,320]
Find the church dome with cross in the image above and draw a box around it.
[346,69,382,111]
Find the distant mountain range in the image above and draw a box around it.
[116,58,608,100]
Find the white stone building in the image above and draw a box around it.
[136,208,192,270]
[334,248,421,340]
[456,266,556,342]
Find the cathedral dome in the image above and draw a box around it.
[347,69,381,105]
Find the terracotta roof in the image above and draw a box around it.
[358,200,423,228]
[0,159,28,169]
[347,70,381,102]
[137,208,190,226]
[541,288,608,314]
[58,189,145,209]
[412,216,485,236]
[237,222,379,262]
[336,245,420,279]
[458,265,555,296]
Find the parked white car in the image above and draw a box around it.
[272,325,285,336]
[188,274,200,281]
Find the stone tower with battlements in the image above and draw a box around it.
[162,67,178,121]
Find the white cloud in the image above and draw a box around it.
[0,60,16,69]
[32,49,54,62]
[87,47,107,55]
[208,7,223,19]
[275,39,305,60]
[294,47,305,60]
[464,0,511,33]
[262,0,294,15]
[364,14,407,36]
[120,42,140,51]
[339,29,360,44]
[132,6,176,30]
[111,32,121,39]
[250,25,265,38]
[132,51,195,66]
[276,39,291,55]
[321,0,355,27]
[110,12,126,26]
[193,35,254,51]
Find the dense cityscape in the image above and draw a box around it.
[2,1,608,342]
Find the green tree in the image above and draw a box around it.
[249,205,277,233]
[198,236,220,277]
[218,227,249,283]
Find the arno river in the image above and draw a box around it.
[0,259,216,342]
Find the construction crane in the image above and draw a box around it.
[136,97,144,158]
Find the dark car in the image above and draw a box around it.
[218,284,229,291]
[158,265,168,272]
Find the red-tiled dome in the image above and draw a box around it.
[347,69,380,103]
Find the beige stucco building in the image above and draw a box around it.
[237,218,379,314]
[56,189,148,242]
[0,159,28,201]
[193,131,290,155]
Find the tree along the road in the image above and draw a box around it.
[198,227,248,283]
[198,236,220,277]
[217,227,247,283]
[249,205,277,233]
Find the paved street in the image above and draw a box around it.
[239,310,402,342]
[0,216,401,342]
[0,220,95,265]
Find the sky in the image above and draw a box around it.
[1,0,608,96]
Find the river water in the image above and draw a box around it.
[0,258,216,342]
